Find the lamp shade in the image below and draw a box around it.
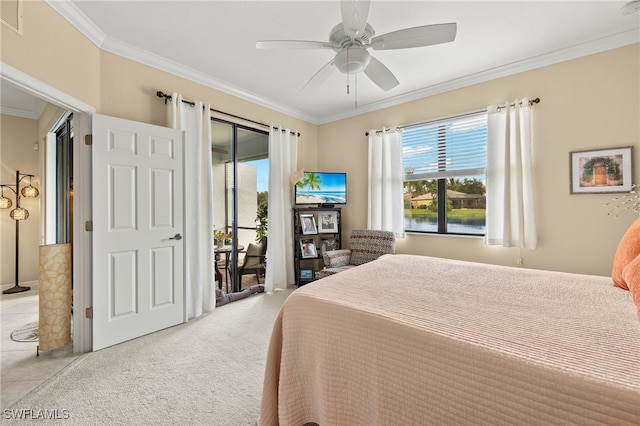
[39,244,72,351]
[10,207,29,220]
[0,196,12,209]
[289,169,305,185]
[21,185,39,198]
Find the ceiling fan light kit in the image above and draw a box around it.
[256,0,457,93]
[335,47,371,74]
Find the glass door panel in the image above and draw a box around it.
[212,120,234,292]
[236,127,268,252]
[211,120,268,293]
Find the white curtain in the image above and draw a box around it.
[368,128,404,237]
[485,98,537,249]
[168,93,216,318]
[265,126,298,292]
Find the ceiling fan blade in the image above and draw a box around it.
[256,40,334,50]
[364,56,399,91]
[371,23,457,50]
[302,59,336,91]
[341,0,371,40]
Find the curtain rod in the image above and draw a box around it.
[155,91,300,137]
[365,97,541,136]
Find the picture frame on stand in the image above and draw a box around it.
[318,211,338,233]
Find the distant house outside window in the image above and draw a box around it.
[402,111,487,235]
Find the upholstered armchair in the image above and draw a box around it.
[317,229,396,279]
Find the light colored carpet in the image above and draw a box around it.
[5,288,293,425]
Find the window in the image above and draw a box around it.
[402,111,487,235]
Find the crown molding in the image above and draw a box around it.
[99,37,317,125]
[47,0,639,126]
[47,0,317,125]
[316,29,640,124]
[0,104,46,120]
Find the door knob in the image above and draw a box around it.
[169,233,183,240]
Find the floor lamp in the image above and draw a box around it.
[0,170,40,294]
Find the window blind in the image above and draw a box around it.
[402,112,487,180]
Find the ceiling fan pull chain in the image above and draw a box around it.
[346,48,350,94]
[355,73,358,109]
[346,72,350,94]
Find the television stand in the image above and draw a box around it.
[293,206,342,286]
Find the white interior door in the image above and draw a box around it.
[92,114,185,351]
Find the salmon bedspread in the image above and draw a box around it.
[258,254,640,426]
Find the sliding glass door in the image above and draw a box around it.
[211,119,268,293]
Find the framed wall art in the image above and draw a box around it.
[570,146,633,194]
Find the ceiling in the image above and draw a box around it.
[3,1,640,124]
[0,82,48,120]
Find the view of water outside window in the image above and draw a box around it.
[403,176,486,235]
[403,113,487,235]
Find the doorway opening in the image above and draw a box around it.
[0,85,82,405]
[1,65,95,354]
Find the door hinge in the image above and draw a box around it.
[85,306,93,319]
[85,220,93,232]
[84,134,92,146]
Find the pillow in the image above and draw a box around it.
[622,254,640,308]
[322,249,351,268]
[611,218,640,290]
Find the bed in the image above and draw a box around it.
[258,254,640,426]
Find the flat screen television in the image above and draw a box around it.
[295,171,347,206]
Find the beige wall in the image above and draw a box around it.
[38,103,66,139]
[1,1,101,108]
[0,115,41,285]
[1,1,319,285]
[318,44,640,276]
[98,51,319,166]
[1,0,318,144]
[2,0,638,280]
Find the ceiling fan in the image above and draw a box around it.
[256,0,457,92]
